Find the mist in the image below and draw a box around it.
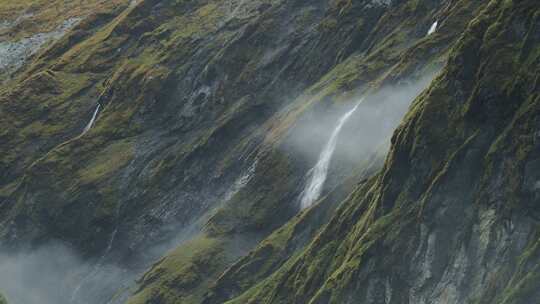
[0,243,129,304]
[0,72,439,304]
[299,102,361,208]
[286,72,439,205]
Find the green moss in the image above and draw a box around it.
[319,17,338,31]
[77,139,134,184]
[215,1,540,304]
[1,1,537,304]
[20,120,64,138]
[206,150,296,236]
[0,0,127,41]
[127,235,230,304]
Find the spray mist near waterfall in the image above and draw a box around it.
[288,73,439,211]
[299,101,361,209]
[0,243,126,304]
[70,227,118,303]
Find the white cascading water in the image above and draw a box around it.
[427,21,438,36]
[224,159,258,202]
[82,104,100,135]
[299,102,360,209]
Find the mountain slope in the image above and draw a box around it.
[123,1,501,303]
[0,0,129,81]
[200,0,540,303]
[0,0,538,303]
[1,0,446,301]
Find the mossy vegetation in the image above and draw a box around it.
[0,0,538,303]
[77,139,134,184]
[0,0,127,41]
[127,235,231,304]
[202,1,540,303]
[119,1,539,303]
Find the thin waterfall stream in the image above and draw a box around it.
[427,21,438,36]
[224,159,258,202]
[82,104,100,135]
[71,195,121,304]
[70,228,118,303]
[299,101,361,209]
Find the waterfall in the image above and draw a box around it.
[224,159,258,202]
[427,21,438,36]
[299,102,360,209]
[82,104,100,135]
[70,227,118,303]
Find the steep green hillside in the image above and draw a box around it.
[0,0,538,303]
[0,0,450,262]
[201,0,540,303]
[123,0,497,303]
[0,0,127,35]
[0,0,129,81]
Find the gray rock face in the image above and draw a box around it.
[405,210,534,304]
[0,18,80,78]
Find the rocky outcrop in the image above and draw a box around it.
[0,18,80,78]
[123,0,498,303]
[0,0,129,81]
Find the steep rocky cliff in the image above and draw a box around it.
[0,0,538,303]
[200,1,540,303]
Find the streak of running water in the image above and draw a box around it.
[299,102,361,209]
[82,104,100,135]
[427,21,438,36]
[224,159,258,202]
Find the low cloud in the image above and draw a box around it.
[0,242,128,304]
